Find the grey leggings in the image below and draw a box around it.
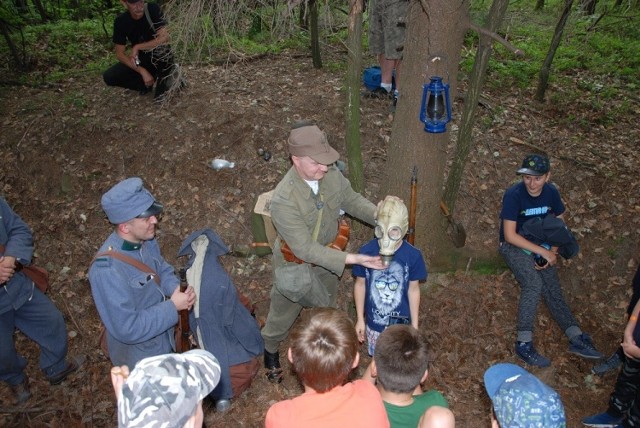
[499,242,580,343]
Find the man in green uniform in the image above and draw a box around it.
[261,123,386,382]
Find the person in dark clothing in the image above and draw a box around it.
[592,265,640,376]
[102,0,175,102]
[583,276,640,428]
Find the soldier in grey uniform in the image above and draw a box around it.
[261,124,386,382]
[89,177,195,369]
[1,197,85,403]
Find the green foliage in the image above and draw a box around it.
[464,0,639,110]
[2,0,637,98]
[63,91,87,109]
[470,258,509,275]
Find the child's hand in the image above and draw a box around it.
[355,320,365,343]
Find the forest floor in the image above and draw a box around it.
[0,50,639,427]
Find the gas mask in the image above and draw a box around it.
[375,198,409,266]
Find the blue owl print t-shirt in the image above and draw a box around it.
[353,239,427,335]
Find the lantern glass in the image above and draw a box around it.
[426,91,445,120]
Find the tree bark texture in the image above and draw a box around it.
[309,0,322,69]
[31,0,49,22]
[344,0,365,194]
[0,18,25,69]
[535,0,574,102]
[580,0,598,14]
[381,0,469,269]
[442,0,510,214]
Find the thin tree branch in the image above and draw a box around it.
[468,22,525,57]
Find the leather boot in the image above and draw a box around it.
[264,350,283,383]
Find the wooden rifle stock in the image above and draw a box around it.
[175,268,191,353]
[407,167,417,245]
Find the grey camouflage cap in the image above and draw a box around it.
[118,349,221,428]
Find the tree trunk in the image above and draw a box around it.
[309,0,322,69]
[535,0,545,10]
[579,0,597,14]
[299,0,308,30]
[381,0,469,270]
[0,18,25,70]
[14,0,30,15]
[345,0,365,193]
[535,0,574,102]
[31,0,49,22]
[442,0,510,214]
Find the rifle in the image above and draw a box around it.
[175,268,191,353]
[407,166,417,245]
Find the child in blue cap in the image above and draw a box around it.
[484,362,566,427]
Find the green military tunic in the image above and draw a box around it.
[261,165,376,353]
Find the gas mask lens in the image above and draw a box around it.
[376,225,403,241]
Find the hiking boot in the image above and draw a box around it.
[592,351,623,376]
[10,377,31,404]
[515,341,551,367]
[569,333,604,359]
[47,354,86,385]
[582,412,624,427]
[264,350,283,384]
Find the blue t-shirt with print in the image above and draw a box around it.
[499,181,565,242]
[353,239,427,333]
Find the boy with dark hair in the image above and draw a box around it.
[265,308,389,428]
[365,324,450,428]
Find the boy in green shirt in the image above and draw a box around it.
[364,325,453,427]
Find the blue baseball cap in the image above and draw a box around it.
[517,154,550,176]
[484,363,566,428]
[101,177,163,224]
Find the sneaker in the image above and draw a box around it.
[582,412,624,427]
[515,341,551,367]
[569,333,604,359]
[47,354,86,385]
[10,377,31,404]
[592,351,623,376]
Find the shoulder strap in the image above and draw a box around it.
[94,250,160,285]
[144,3,156,33]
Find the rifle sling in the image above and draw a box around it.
[93,250,161,286]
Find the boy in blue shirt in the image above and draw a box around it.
[354,197,426,356]
[499,154,602,367]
